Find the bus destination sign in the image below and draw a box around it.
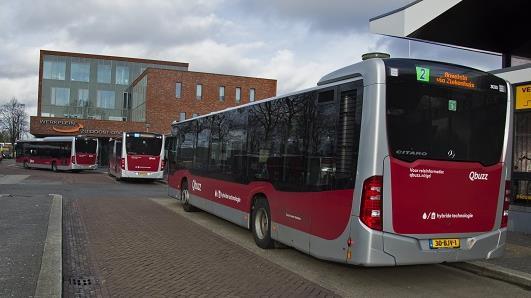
[416,66,476,89]
[435,71,476,89]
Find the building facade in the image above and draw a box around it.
[38,50,189,121]
[30,50,277,165]
[127,68,277,129]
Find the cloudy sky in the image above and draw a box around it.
[0,0,501,116]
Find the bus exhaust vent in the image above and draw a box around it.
[362,52,390,60]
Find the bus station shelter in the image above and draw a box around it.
[370,0,531,233]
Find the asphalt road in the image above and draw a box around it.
[0,159,529,297]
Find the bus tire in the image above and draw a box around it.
[23,161,28,169]
[251,197,275,249]
[51,162,58,172]
[181,180,198,212]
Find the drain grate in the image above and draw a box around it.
[69,277,94,286]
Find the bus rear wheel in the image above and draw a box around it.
[51,162,58,172]
[23,161,29,169]
[252,197,274,249]
[181,180,198,212]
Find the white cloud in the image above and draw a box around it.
[0,0,502,114]
[236,0,414,32]
[0,76,39,116]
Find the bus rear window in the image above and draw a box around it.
[126,136,162,156]
[75,139,97,153]
[385,61,507,166]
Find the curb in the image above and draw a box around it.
[35,194,63,298]
[447,261,531,290]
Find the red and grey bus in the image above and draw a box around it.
[166,57,512,266]
[108,132,165,180]
[15,136,98,171]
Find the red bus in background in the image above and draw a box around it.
[108,132,165,180]
[15,136,98,171]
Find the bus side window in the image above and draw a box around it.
[308,90,337,191]
[247,101,278,182]
[224,109,248,183]
[166,136,177,174]
[305,81,363,191]
[194,118,211,172]
[178,122,195,169]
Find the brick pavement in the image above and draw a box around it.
[66,197,337,297]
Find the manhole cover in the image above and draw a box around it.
[69,277,94,286]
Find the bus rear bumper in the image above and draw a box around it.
[380,228,507,266]
[121,170,163,179]
[72,164,97,170]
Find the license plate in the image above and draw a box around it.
[429,238,460,249]
[138,172,147,176]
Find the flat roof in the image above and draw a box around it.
[370,0,531,58]
[40,49,189,68]
[129,67,277,88]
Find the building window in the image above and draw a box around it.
[235,87,241,103]
[123,92,130,109]
[97,90,115,109]
[176,82,182,98]
[71,62,90,82]
[179,112,186,121]
[219,86,225,101]
[116,66,129,85]
[97,64,112,83]
[249,88,255,102]
[78,89,89,107]
[192,113,199,118]
[43,60,66,80]
[51,87,70,106]
[196,84,202,100]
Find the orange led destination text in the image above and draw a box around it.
[436,72,476,89]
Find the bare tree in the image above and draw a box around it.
[0,98,29,144]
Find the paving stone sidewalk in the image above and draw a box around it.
[450,231,531,290]
[486,232,531,276]
[64,197,338,297]
[0,194,52,297]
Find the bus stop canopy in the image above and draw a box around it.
[369,0,531,60]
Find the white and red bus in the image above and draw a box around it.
[108,132,165,180]
[167,58,512,266]
[15,136,98,171]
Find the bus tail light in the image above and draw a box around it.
[161,160,166,171]
[71,156,76,164]
[501,180,511,228]
[360,176,383,231]
[120,158,125,170]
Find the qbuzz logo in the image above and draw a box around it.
[191,179,202,191]
[468,171,488,182]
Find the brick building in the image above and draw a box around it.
[30,50,277,164]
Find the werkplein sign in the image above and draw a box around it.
[39,119,123,136]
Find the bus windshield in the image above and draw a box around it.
[385,60,508,166]
[75,138,97,154]
[126,133,162,156]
